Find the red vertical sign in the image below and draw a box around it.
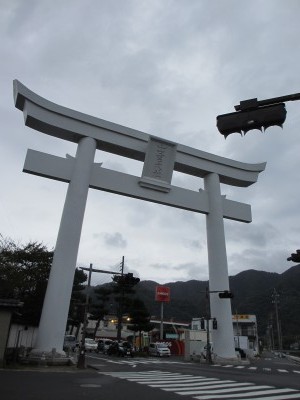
[155,286,170,302]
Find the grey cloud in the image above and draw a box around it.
[102,232,127,248]
[225,221,279,248]
[228,247,292,276]
[2,0,300,286]
[150,261,208,282]
[151,263,173,271]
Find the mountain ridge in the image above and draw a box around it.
[92,265,300,345]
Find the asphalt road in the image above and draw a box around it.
[1,352,300,400]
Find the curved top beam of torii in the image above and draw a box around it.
[14,80,265,188]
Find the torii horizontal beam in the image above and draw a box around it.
[24,149,252,222]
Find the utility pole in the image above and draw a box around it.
[160,301,164,340]
[272,288,282,351]
[77,260,124,368]
[111,257,140,342]
[77,263,93,369]
[117,256,125,342]
[205,287,212,364]
[200,288,233,363]
[235,310,240,348]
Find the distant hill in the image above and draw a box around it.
[91,265,300,343]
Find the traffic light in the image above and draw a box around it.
[112,273,140,286]
[124,273,140,286]
[212,318,217,330]
[218,290,234,299]
[112,274,121,284]
[217,102,286,138]
[287,249,300,263]
[200,318,205,330]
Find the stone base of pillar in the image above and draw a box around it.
[20,348,76,366]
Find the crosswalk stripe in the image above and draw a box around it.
[241,395,300,400]
[129,378,196,383]
[140,378,213,385]
[162,381,236,390]
[175,385,271,395]
[100,370,300,399]
[278,369,289,373]
[127,374,194,380]
[194,388,299,399]
[149,378,220,387]
[164,382,254,392]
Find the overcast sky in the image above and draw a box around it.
[1,0,300,286]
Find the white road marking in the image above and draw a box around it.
[100,370,300,399]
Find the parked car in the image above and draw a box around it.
[149,342,171,357]
[118,341,134,357]
[97,339,113,354]
[84,338,98,352]
[63,335,77,352]
[107,341,134,357]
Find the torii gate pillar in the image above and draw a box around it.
[32,137,96,355]
[205,172,236,359]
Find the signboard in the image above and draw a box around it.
[155,286,170,302]
[232,314,256,323]
[139,137,177,192]
[232,314,249,320]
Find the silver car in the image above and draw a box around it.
[84,338,98,352]
[149,343,171,357]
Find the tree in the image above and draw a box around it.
[0,236,87,327]
[89,286,112,338]
[111,275,138,341]
[127,298,154,350]
[67,268,87,335]
[0,237,53,325]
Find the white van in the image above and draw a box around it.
[149,342,171,357]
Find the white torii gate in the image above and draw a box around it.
[14,80,266,361]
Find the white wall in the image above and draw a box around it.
[7,324,38,348]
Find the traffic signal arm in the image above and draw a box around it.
[234,92,300,111]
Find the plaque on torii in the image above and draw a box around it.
[14,80,265,361]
